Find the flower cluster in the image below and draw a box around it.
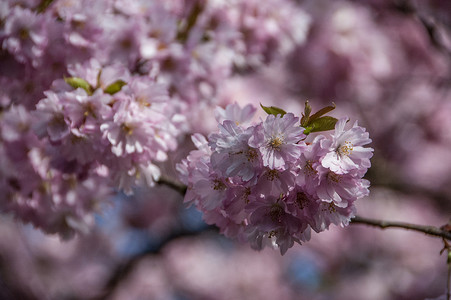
[0,0,309,112]
[0,104,112,238]
[35,59,185,193]
[0,0,309,236]
[178,103,373,254]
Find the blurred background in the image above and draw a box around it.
[1,0,451,299]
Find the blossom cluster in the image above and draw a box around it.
[0,0,309,236]
[178,103,373,254]
[0,0,309,110]
[35,59,185,193]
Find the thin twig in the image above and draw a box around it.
[351,215,451,241]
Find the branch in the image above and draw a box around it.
[156,176,451,241]
[156,176,187,195]
[92,225,218,300]
[351,215,451,241]
[98,176,451,298]
[392,0,451,57]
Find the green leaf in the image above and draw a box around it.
[309,102,336,123]
[300,100,312,127]
[64,77,93,95]
[104,80,127,95]
[260,103,287,117]
[303,116,338,134]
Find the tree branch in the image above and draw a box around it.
[98,176,451,299]
[156,176,187,195]
[393,0,451,57]
[351,215,451,241]
[156,176,451,241]
[92,225,218,300]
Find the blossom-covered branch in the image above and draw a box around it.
[176,102,374,254]
[158,170,451,243]
[0,0,310,238]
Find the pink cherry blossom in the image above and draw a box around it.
[321,118,373,175]
[249,113,306,170]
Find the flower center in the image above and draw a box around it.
[296,192,310,209]
[212,179,226,191]
[246,148,258,162]
[268,231,276,238]
[19,28,30,40]
[136,96,151,107]
[321,203,337,214]
[303,160,317,176]
[83,103,97,118]
[242,187,251,204]
[269,203,284,223]
[121,123,134,135]
[265,169,280,181]
[269,136,283,150]
[337,141,353,157]
[327,171,341,183]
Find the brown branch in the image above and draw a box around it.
[91,225,218,300]
[351,215,451,241]
[392,0,451,57]
[156,176,187,195]
[156,176,451,241]
[102,176,451,299]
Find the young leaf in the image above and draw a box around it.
[104,80,127,95]
[303,116,338,134]
[260,103,287,116]
[64,77,93,95]
[309,102,336,123]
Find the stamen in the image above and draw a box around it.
[328,203,336,213]
[136,97,151,107]
[303,160,317,176]
[268,231,276,238]
[296,192,309,209]
[121,123,134,135]
[327,171,341,183]
[269,136,284,150]
[337,141,354,157]
[321,203,337,214]
[265,169,280,181]
[246,148,258,162]
[268,203,284,223]
[242,187,251,204]
[19,28,30,40]
[83,103,97,118]
[212,179,226,191]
